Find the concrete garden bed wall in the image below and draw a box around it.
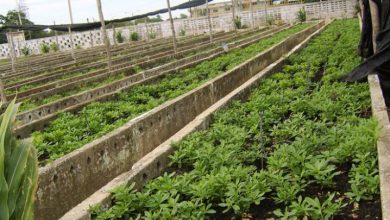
[368,74,390,220]
[60,20,329,220]
[14,27,284,136]
[34,21,323,220]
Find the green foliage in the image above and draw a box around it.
[149,32,157,39]
[32,24,311,164]
[0,99,38,220]
[233,16,242,29]
[94,19,379,220]
[266,15,275,26]
[76,45,82,50]
[50,42,59,52]
[297,8,307,23]
[20,46,30,56]
[115,31,125,44]
[39,43,50,54]
[130,32,139,41]
[179,29,186,37]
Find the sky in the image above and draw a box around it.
[0,0,226,25]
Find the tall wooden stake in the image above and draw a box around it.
[249,0,254,28]
[7,33,16,73]
[96,0,112,71]
[87,18,94,47]
[167,0,178,54]
[54,21,59,45]
[206,0,213,43]
[67,0,76,60]
[112,24,117,47]
[232,0,237,32]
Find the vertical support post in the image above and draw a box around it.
[249,0,254,28]
[206,0,213,44]
[0,79,7,103]
[264,0,268,25]
[232,0,237,32]
[96,0,112,71]
[67,0,76,60]
[54,21,59,46]
[144,18,149,41]
[368,0,380,53]
[7,33,16,73]
[167,0,178,54]
[112,24,117,47]
[87,18,94,47]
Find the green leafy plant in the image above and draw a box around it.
[297,8,307,23]
[233,16,242,29]
[130,32,139,41]
[21,46,30,56]
[76,45,82,50]
[0,99,38,220]
[149,32,157,39]
[179,29,186,37]
[266,15,275,26]
[50,42,59,52]
[39,42,50,54]
[116,31,125,43]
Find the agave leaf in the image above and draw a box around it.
[13,147,38,220]
[7,141,30,216]
[0,99,18,220]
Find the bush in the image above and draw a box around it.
[297,8,307,23]
[39,43,50,54]
[50,42,59,52]
[76,45,82,50]
[234,16,242,29]
[179,29,186,37]
[0,99,38,220]
[130,32,139,41]
[21,46,30,56]
[266,15,275,26]
[149,32,157,39]
[116,31,125,43]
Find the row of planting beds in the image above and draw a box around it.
[12,26,284,131]
[64,19,384,220]
[33,21,323,220]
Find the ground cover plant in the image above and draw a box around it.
[31,23,312,165]
[16,28,274,112]
[92,19,381,220]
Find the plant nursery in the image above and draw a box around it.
[0,0,389,220]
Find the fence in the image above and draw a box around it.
[0,0,356,59]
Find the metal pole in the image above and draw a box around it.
[167,0,178,54]
[206,0,213,44]
[96,0,112,71]
[67,0,76,60]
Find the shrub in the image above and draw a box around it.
[297,8,307,23]
[130,32,139,41]
[179,29,186,37]
[50,42,59,52]
[21,46,30,56]
[116,31,125,43]
[0,99,38,220]
[266,15,275,26]
[39,43,50,54]
[234,16,242,29]
[149,32,157,39]
[76,45,82,50]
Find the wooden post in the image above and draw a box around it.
[249,0,254,28]
[264,0,268,25]
[112,24,117,47]
[54,21,59,45]
[0,79,7,103]
[232,0,237,32]
[67,0,76,60]
[87,18,94,47]
[167,0,178,54]
[7,33,16,73]
[368,0,380,53]
[96,0,112,71]
[144,18,149,41]
[206,0,213,44]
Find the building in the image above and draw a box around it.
[190,0,304,18]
